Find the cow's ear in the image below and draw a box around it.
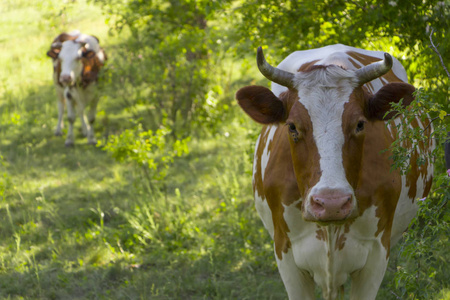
[82,50,96,59]
[236,85,286,124]
[47,49,60,59]
[366,82,416,120]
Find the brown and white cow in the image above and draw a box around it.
[236,44,434,300]
[47,31,107,146]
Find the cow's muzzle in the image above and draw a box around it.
[60,74,74,86]
[305,192,355,222]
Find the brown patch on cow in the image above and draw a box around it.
[316,226,328,242]
[418,117,434,198]
[419,115,434,197]
[288,101,322,201]
[81,49,107,88]
[342,91,367,189]
[404,116,433,201]
[422,171,433,198]
[342,88,403,254]
[347,57,360,70]
[279,90,302,117]
[251,90,308,259]
[369,120,403,253]
[53,60,63,87]
[53,33,78,44]
[297,60,320,72]
[347,51,380,66]
[342,90,400,255]
[347,57,375,93]
[366,82,375,93]
[380,69,403,83]
[335,224,351,250]
[405,117,419,200]
[347,51,404,85]
[358,121,402,255]
[387,119,398,140]
[252,90,302,199]
[47,33,78,60]
[315,224,351,250]
[262,124,300,259]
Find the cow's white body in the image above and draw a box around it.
[247,45,434,299]
[53,80,99,145]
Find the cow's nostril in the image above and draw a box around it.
[311,197,324,208]
[341,198,352,211]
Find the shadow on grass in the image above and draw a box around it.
[0,247,286,299]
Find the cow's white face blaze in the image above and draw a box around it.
[58,41,83,86]
[286,66,362,222]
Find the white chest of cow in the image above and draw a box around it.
[238,44,434,300]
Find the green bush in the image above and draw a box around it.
[384,87,450,299]
[101,123,189,181]
[391,171,450,299]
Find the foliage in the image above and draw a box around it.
[386,88,449,174]
[101,123,190,181]
[92,0,235,138]
[382,53,449,300]
[392,171,450,299]
[232,0,450,110]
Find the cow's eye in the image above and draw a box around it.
[288,123,297,133]
[286,122,300,143]
[356,120,366,133]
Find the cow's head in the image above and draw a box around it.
[47,38,98,86]
[236,47,415,223]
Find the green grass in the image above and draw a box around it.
[0,1,284,299]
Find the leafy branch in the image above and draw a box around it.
[429,28,450,80]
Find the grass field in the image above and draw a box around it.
[0,1,287,299]
[0,1,448,299]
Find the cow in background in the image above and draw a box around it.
[47,31,107,146]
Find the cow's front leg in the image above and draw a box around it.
[76,101,89,137]
[65,96,76,147]
[55,90,65,136]
[350,242,388,300]
[86,97,99,145]
[276,248,315,300]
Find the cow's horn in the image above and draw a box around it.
[355,53,393,85]
[257,47,295,89]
